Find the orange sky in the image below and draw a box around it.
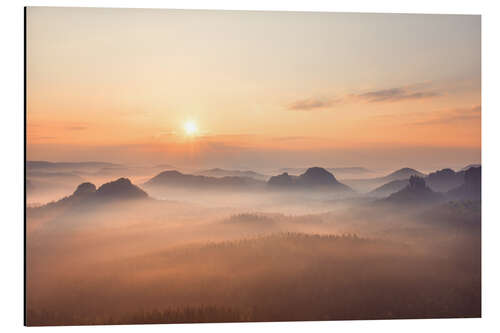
[26,8,481,171]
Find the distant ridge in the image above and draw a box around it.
[448,167,481,201]
[342,167,425,192]
[31,178,149,210]
[96,178,149,200]
[369,167,465,197]
[368,179,409,197]
[426,168,465,192]
[268,172,296,187]
[327,167,371,174]
[380,168,425,182]
[196,168,268,181]
[73,182,97,197]
[144,170,265,190]
[461,164,481,171]
[268,167,353,192]
[382,176,444,205]
[279,166,371,177]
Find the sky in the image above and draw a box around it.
[26,7,481,172]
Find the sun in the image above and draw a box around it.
[184,121,198,136]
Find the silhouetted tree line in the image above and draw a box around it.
[27,305,245,326]
[26,230,479,326]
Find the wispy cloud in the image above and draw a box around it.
[287,98,339,111]
[410,105,481,126]
[286,83,441,111]
[355,87,441,103]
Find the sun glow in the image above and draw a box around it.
[184,121,198,136]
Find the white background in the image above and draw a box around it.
[1,0,498,331]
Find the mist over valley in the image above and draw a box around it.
[26,161,481,325]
